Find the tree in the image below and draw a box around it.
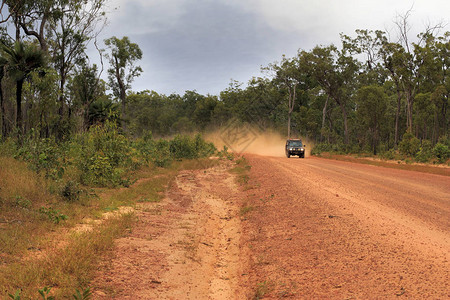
[356,85,388,154]
[105,36,142,132]
[1,41,45,135]
[47,0,106,123]
[69,62,105,130]
[300,45,359,144]
[269,56,301,139]
[3,0,50,48]
[0,55,7,136]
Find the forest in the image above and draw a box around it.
[0,0,449,166]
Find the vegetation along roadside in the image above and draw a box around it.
[0,125,219,298]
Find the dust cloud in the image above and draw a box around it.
[205,127,313,157]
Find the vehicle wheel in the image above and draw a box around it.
[287,153,290,158]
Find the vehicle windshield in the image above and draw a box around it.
[288,141,303,147]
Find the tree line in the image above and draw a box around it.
[0,2,448,161]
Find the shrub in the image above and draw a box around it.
[379,148,398,160]
[415,140,433,163]
[60,180,82,202]
[15,134,66,179]
[432,143,449,164]
[169,135,197,159]
[311,143,331,155]
[152,139,171,167]
[169,134,216,160]
[398,132,420,157]
[75,121,132,187]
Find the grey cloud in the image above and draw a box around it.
[103,1,301,95]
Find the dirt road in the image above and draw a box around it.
[93,155,449,299]
[242,154,449,299]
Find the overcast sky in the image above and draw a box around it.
[89,0,449,96]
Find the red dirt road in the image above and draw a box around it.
[243,154,449,299]
[93,155,449,299]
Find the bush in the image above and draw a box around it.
[60,180,83,202]
[169,134,216,160]
[75,121,132,187]
[415,140,433,163]
[152,139,171,167]
[169,135,197,160]
[432,143,449,164]
[15,134,66,179]
[398,132,420,157]
[379,148,398,160]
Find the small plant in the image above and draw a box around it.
[240,205,254,216]
[38,286,55,300]
[254,281,271,300]
[15,196,32,209]
[8,290,21,300]
[217,145,234,160]
[38,207,68,224]
[60,180,82,202]
[72,287,92,300]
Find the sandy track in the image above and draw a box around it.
[242,154,449,298]
[92,162,248,299]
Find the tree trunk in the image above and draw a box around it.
[338,102,349,144]
[16,79,24,136]
[0,71,5,138]
[287,114,291,139]
[394,87,402,146]
[321,96,329,142]
[115,55,127,132]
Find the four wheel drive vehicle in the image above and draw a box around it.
[285,139,306,158]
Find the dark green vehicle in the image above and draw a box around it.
[285,139,306,158]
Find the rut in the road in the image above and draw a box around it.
[92,162,249,299]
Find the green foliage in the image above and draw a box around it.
[60,180,83,202]
[415,140,433,163]
[14,196,32,209]
[150,139,170,167]
[217,145,234,160]
[38,287,55,300]
[38,207,68,224]
[72,287,92,300]
[8,289,21,300]
[75,121,132,186]
[16,134,66,179]
[169,134,216,160]
[398,132,421,157]
[379,148,399,160]
[311,143,347,155]
[432,143,450,163]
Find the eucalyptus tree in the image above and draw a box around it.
[105,36,143,132]
[355,85,388,154]
[268,56,301,139]
[392,10,445,134]
[299,45,359,144]
[47,0,107,123]
[69,61,106,130]
[3,0,52,47]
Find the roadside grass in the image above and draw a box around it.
[253,280,275,300]
[316,153,450,176]
[229,156,252,188]
[0,213,134,298]
[0,155,219,298]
